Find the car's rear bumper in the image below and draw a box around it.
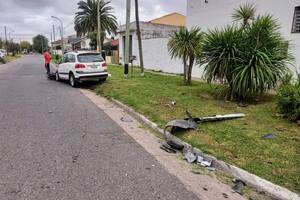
[75,71,108,81]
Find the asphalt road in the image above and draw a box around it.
[0,55,199,200]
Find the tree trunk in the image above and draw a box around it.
[183,57,187,84]
[135,0,144,76]
[187,56,194,85]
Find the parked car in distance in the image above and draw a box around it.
[0,51,5,58]
[0,49,6,58]
[55,52,108,87]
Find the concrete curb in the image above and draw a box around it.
[110,98,300,200]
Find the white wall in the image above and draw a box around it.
[187,0,300,74]
[119,33,184,75]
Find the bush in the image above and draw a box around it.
[276,74,300,121]
[0,57,6,64]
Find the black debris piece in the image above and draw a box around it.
[160,144,176,154]
[232,179,246,195]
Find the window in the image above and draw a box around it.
[77,53,104,63]
[292,6,300,33]
[68,54,75,63]
[62,54,69,63]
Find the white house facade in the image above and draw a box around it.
[118,22,183,74]
[187,0,300,75]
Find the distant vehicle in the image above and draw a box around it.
[55,52,108,87]
[22,49,28,54]
[0,49,6,56]
[0,51,4,59]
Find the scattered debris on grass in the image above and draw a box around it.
[262,134,276,139]
[164,111,245,135]
[232,179,246,195]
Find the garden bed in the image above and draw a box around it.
[94,65,300,193]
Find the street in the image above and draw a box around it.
[0,55,199,200]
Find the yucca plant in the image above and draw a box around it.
[168,27,204,85]
[199,25,243,96]
[232,3,256,28]
[232,15,291,99]
[200,4,291,101]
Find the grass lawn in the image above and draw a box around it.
[3,54,22,63]
[94,65,300,193]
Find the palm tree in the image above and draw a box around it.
[74,0,118,39]
[168,27,204,85]
[232,3,256,27]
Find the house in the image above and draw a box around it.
[118,13,186,74]
[68,35,91,51]
[51,35,91,54]
[186,0,300,76]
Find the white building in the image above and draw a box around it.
[187,0,300,76]
[118,13,185,74]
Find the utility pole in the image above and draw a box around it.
[124,0,131,78]
[52,16,64,55]
[97,0,102,53]
[4,26,7,54]
[41,38,44,54]
[52,24,56,54]
[135,0,144,76]
[50,32,53,53]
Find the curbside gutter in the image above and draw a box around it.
[111,98,300,200]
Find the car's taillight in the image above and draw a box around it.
[75,63,86,69]
[102,63,107,68]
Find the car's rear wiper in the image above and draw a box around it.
[92,60,103,62]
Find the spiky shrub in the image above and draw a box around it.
[200,4,291,100]
[200,25,243,97]
[276,74,300,121]
[232,15,290,99]
[168,27,204,85]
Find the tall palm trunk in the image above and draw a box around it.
[187,56,194,85]
[135,0,144,76]
[183,54,187,84]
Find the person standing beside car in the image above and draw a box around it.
[43,50,51,75]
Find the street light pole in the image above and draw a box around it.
[124,0,131,78]
[97,0,102,53]
[51,16,64,55]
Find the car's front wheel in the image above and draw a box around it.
[69,73,77,87]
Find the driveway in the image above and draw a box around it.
[0,55,199,200]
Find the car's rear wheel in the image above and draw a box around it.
[69,73,77,87]
[55,72,60,81]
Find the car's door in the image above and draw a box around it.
[58,54,69,80]
[68,54,76,73]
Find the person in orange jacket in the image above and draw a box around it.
[43,50,51,75]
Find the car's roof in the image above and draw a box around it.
[67,51,99,55]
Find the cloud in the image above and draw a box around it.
[0,0,186,42]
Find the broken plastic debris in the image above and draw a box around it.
[197,158,212,167]
[120,115,133,122]
[184,151,197,163]
[206,167,216,171]
[232,179,246,195]
[160,144,176,154]
[262,133,275,139]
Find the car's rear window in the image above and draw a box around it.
[77,53,104,63]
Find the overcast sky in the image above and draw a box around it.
[0,0,186,43]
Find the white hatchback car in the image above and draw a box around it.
[56,52,108,87]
